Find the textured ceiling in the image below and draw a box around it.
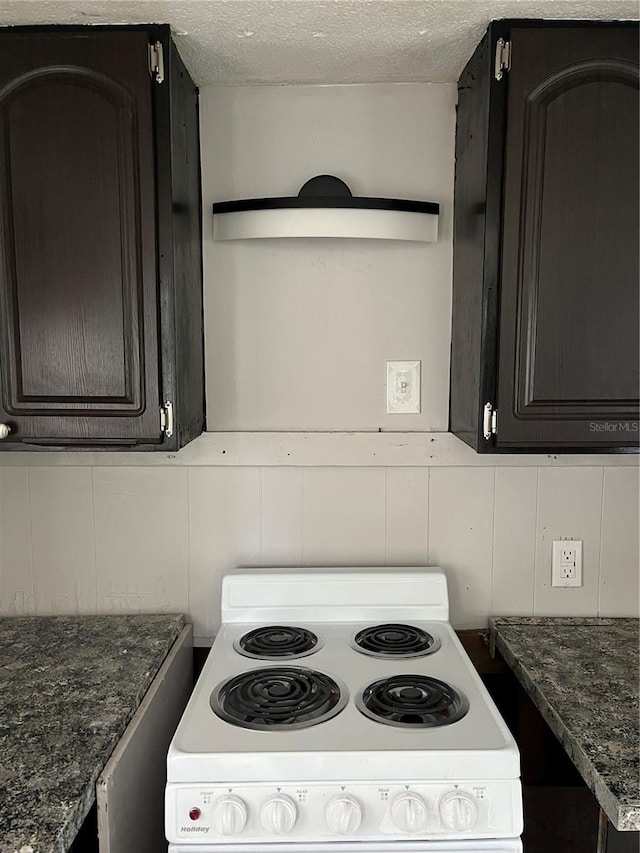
[0,0,637,85]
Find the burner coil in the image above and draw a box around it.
[352,623,440,658]
[236,625,320,660]
[211,666,347,730]
[357,675,469,728]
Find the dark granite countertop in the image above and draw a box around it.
[489,616,640,831]
[0,614,185,853]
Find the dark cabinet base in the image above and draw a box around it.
[523,786,599,853]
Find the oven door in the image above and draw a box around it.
[169,839,522,853]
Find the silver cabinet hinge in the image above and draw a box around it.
[483,402,498,439]
[149,41,165,83]
[494,38,511,81]
[160,400,174,438]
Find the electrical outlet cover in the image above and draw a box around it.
[551,539,583,587]
[387,361,421,414]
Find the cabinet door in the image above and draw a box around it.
[497,27,639,449]
[0,31,161,445]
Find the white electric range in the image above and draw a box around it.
[166,568,523,853]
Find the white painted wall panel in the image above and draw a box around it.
[29,467,96,615]
[428,468,494,628]
[93,468,189,617]
[385,468,429,565]
[0,462,638,628]
[301,468,386,565]
[202,84,456,431]
[188,468,261,640]
[599,467,640,616]
[534,468,604,616]
[491,468,537,616]
[0,467,34,615]
[260,468,303,566]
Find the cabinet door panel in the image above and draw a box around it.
[0,32,160,444]
[497,28,639,448]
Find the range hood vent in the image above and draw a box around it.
[212,175,439,242]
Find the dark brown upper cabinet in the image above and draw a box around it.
[450,21,639,452]
[0,25,204,450]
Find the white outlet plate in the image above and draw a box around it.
[551,539,583,587]
[387,361,421,414]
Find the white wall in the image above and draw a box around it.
[0,83,638,643]
[0,462,638,644]
[203,84,455,431]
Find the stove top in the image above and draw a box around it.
[170,619,515,776]
[166,568,523,850]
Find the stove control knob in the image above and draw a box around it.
[391,792,428,833]
[211,795,248,835]
[261,794,297,835]
[326,795,362,835]
[440,791,478,831]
